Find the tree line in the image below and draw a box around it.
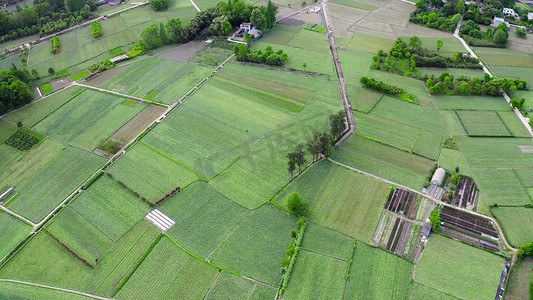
[360,76,403,95]
[0,65,34,115]
[234,44,288,66]
[285,111,345,180]
[0,0,96,43]
[426,72,526,96]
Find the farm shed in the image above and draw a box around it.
[421,223,431,239]
[430,168,445,186]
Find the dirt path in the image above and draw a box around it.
[72,82,169,106]
[189,0,201,12]
[0,279,110,299]
[327,158,518,254]
[0,206,36,227]
[320,1,355,148]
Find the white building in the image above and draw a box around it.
[430,168,446,186]
[528,12,533,21]
[492,16,510,29]
[502,7,519,19]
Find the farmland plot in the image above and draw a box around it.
[0,212,32,261]
[300,223,355,259]
[107,142,199,203]
[344,243,413,299]
[0,281,93,300]
[116,236,218,299]
[210,204,296,286]
[284,250,347,299]
[415,234,504,300]
[106,104,167,145]
[456,110,511,137]
[470,168,531,206]
[332,136,434,189]
[437,149,471,176]
[409,282,458,300]
[0,139,106,223]
[491,207,533,247]
[430,95,510,111]
[504,257,533,300]
[275,160,391,242]
[33,89,146,150]
[497,111,531,137]
[204,271,255,300]
[159,181,251,258]
[455,136,533,169]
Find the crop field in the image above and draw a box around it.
[366,70,432,104]
[473,47,533,67]
[159,181,250,257]
[0,120,17,144]
[107,142,199,203]
[345,33,394,53]
[0,144,25,174]
[284,250,347,299]
[203,271,256,300]
[497,111,531,137]
[504,257,533,300]
[415,234,504,300]
[329,0,378,10]
[456,110,512,137]
[107,104,167,144]
[430,94,511,111]
[344,243,413,299]
[2,86,82,127]
[116,236,218,299]
[350,87,382,113]
[40,83,53,95]
[332,136,434,189]
[0,212,31,260]
[0,139,106,222]
[300,223,355,259]
[437,149,471,176]
[210,204,296,286]
[409,282,458,300]
[100,57,213,104]
[70,70,91,81]
[46,175,151,264]
[470,168,531,206]
[491,207,533,247]
[455,136,533,169]
[0,281,93,299]
[33,89,146,150]
[275,161,391,242]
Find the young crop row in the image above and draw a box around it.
[91,20,102,38]
[4,129,42,151]
[51,35,60,54]
[143,90,159,100]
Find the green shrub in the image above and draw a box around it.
[91,20,102,38]
[286,192,307,215]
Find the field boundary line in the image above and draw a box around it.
[202,270,222,300]
[411,265,465,300]
[73,82,168,107]
[326,158,517,253]
[242,275,278,290]
[0,279,111,299]
[205,210,253,259]
[298,247,348,262]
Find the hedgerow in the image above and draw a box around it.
[51,35,60,54]
[91,20,102,38]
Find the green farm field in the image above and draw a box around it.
[415,234,504,300]
[107,142,199,203]
[116,236,218,299]
[159,181,251,258]
[274,160,390,242]
[332,136,434,189]
[455,136,533,169]
[46,175,151,264]
[430,94,511,111]
[0,281,93,299]
[344,243,413,299]
[284,250,347,299]
[409,282,458,300]
[470,168,531,206]
[0,139,106,222]
[456,110,511,137]
[491,207,533,247]
[0,212,31,261]
[203,271,256,300]
[473,47,533,67]
[300,223,355,259]
[504,257,533,300]
[33,89,146,151]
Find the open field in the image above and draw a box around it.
[491,207,533,247]
[284,250,347,299]
[332,136,434,189]
[33,89,146,151]
[204,271,255,300]
[159,181,251,258]
[300,223,355,259]
[275,160,391,242]
[415,234,504,300]
[409,282,458,300]
[107,142,199,203]
[456,110,512,137]
[210,204,296,286]
[116,236,218,299]
[0,212,32,260]
[46,175,151,264]
[504,257,533,300]
[344,243,413,299]
[0,139,106,222]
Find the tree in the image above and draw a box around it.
[48,67,55,75]
[149,0,169,11]
[429,206,441,230]
[220,20,232,35]
[159,22,169,45]
[329,110,345,138]
[456,0,466,14]
[302,62,307,71]
[516,28,526,39]
[287,158,295,180]
[250,8,266,31]
[408,36,422,48]
[141,25,162,50]
[458,81,469,94]
[436,39,443,51]
[286,192,307,215]
[493,29,508,45]
[293,144,306,174]
[265,0,276,29]
[167,18,184,43]
[17,121,23,127]
[31,69,39,79]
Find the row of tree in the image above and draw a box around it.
[426,72,527,96]
[0,66,34,115]
[234,44,288,66]
[360,76,403,95]
[286,111,345,180]
[50,34,59,53]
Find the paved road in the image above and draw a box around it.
[327,158,517,253]
[320,1,355,148]
[0,279,110,299]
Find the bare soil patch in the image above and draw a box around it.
[156,41,208,62]
[107,104,167,145]
[49,77,71,90]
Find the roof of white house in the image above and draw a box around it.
[528,12,533,20]
[494,16,504,22]
[430,168,446,186]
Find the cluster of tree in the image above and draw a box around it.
[234,44,288,66]
[90,19,101,38]
[286,193,307,216]
[286,111,345,180]
[149,0,169,11]
[517,241,533,261]
[460,20,508,46]
[516,28,526,39]
[412,50,481,69]
[217,0,275,30]
[510,98,527,116]
[88,58,113,72]
[426,72,527,96]
[409,1,462,32]
[463,1,501,25]
[50,34,59,53]
[371,38,417,76]
[0,66,34,115]
[208,15,232,36]
[429,205,441,229]
[0,0,95,43]
[360,76,403,95]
